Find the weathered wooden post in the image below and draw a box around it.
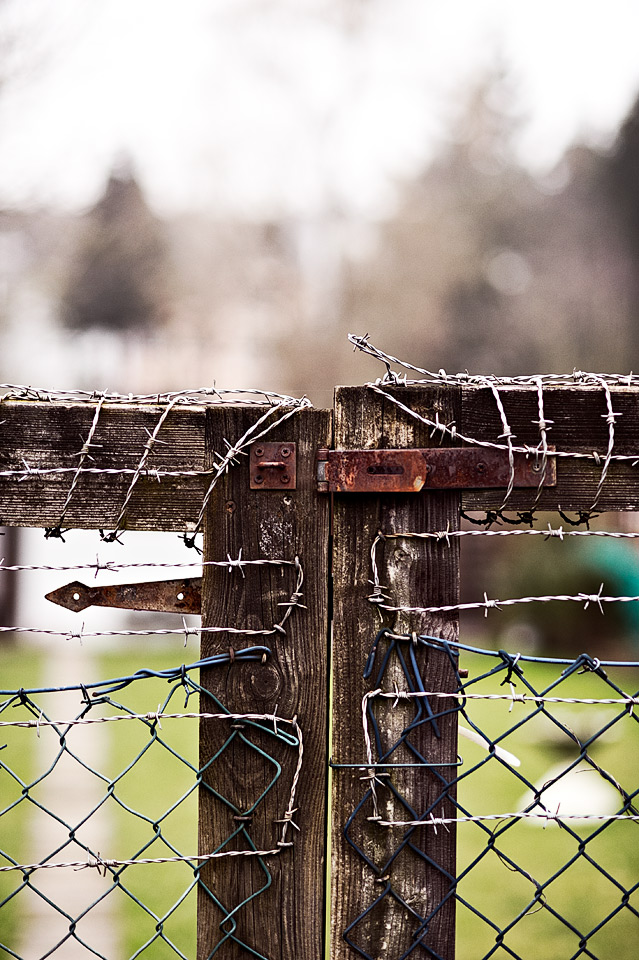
[330,385,461,960]
[197,404,332,959]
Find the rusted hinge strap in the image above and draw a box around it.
[316,447,556,493]
[46,578,202,614]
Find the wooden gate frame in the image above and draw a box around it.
[1,381,637,958]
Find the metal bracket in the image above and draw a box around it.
[316,447,556,493]
[45,578,202,614]
[250,442,297,490]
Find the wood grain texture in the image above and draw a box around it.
[5,384,639,532]
[0,401,207,530]
[460,385,639,512]
[331,386,460,960]
[197,406,331,960]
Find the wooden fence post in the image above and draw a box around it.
[197,405,332,959]
[330,385,461,960]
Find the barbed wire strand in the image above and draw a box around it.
[530,377,551,511]
[101,397,181,542]
[0,556,296,574]
[0,385,305,407]
[0,555,304,640]
[348,333,639,388]
[368,583,639,618]
[371,811,639,828]
[47,396,106,538]
[481,379,516,511]
[590,377,620,514]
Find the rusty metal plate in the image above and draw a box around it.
[45,578,202,614]
[250,442,296,490]
[320,447,556,493]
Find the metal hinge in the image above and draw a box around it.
[316,447,556,493]
[46,578,202,614]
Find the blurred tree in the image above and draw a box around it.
[603,92,639,366]
[339,65,634,379]
[339,67,543,375]
[61,164,171,332]
[606,92,639,253]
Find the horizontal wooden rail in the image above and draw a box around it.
[2,384,639,532]
[0,401,207,530]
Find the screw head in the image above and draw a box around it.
[281,447,291,458]
[254,475,264,484]
[254,446,264,457]
[281,474,290,484]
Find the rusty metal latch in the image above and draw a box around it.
[46,578,202,614]
[316,447,556,493]
[250,442,297,490]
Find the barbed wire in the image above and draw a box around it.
[100,396,181,542]
[369,529,639,619]
[369,583,639,618]
[0,709,299,730]
[369,526,639,547]
[0,385,312,552]
[364,378,634,468]
[0,848,287,875]
[0,385,306,406]
[48,395,106,537]
[0,554,304,643]
[349,336,639,516]
[349,332,639,388]
[479,378,517,511]
[371,811,639,828]
[0,555,292,573]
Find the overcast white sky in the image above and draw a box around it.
[1,0,639,217]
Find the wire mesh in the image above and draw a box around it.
[0,659,302,959]
[339,628,639,960]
